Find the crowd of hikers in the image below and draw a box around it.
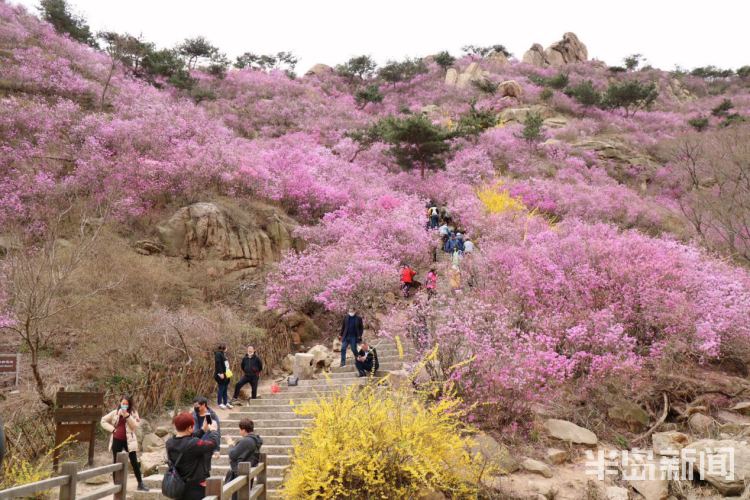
[83,199,465,500]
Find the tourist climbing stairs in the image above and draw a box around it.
[134,337,410,499]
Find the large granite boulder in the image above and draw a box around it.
[486,50,509,67]
[544,32,588,67]
[498,80,524,99]
[522,43,547,68]
[305,63,333,77]
[444,68,458,86]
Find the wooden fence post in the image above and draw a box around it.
[238,463,251,500]
[58,462,78,500]
[113,451,129,500]
[206,476,224,500]
[258,454,267,500]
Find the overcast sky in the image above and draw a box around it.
[11,0,750,72]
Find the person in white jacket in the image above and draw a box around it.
[100,395,149,491]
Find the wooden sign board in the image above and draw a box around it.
[0,354,20,387]
[53,390,105,470]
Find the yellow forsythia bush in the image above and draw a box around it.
[476,182,526,214]
[280,378,487,500]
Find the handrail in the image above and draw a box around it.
[205,453,267,500]
[0,452,129,500]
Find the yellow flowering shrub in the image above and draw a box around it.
[0,436,76,498]
[476,182,526,214]
[280,376,488,499]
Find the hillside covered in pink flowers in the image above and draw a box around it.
[1,0,750,442]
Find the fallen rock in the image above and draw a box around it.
[308,345,331,369]
[305,63,333,77]
[730,402,750,416]
[282,354,295,373]
[527,479,558,499]
[545,419,598,447]
[142,433,166,452]
[133,240,163,255]
[623,453,668,500]
[684,439,750,495]
[521,458,553,478]
[546,448,566,464]
[469,434,519,474]
[608,398,650,431]
[294,353,315,380]
[652,431,689,456]
[688,413,714,433]
[498,80,524,99]
[605,486,629,500]
[154,426,170,438]
[140,450,166,476]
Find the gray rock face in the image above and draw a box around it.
[156,202,301,274]
[544,419,598,447]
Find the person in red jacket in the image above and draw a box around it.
[400,262,416,298]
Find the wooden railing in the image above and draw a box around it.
[205,453,268,500]
[0,453,267,500]
[0,452,129,500]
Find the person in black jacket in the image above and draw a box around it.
[355,341,379,377]
[340,307,364,367]
[166,412,220,500]
[214,342,232,409]
[231,345,263,401]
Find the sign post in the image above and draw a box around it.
[0,354,20,387]
[53,390,105,470]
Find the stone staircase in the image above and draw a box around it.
[134,337,408,499]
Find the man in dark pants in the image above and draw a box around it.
[340,306,363,367]
[355,341,379,377]
[231,346,263,401]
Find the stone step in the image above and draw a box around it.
[221,435,297,448]
[156,446,294,474]
[221,418,311,428]
[141,469,285,488]
[295,377,384,387]
[228,411,300,420]
[223,426,302,437]
[212,454,291,467]
[330,362,403,373]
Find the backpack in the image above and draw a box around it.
[161,450,201,499]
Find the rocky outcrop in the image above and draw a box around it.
[305,63,333,77]
[545,419,598,447]
[444,68,458,85]
[665,78,695,102]
[486,50,509,67]
[500,104,556,123]
[523,33,588,68]
[156,202,301,270]
[522,43,547,67]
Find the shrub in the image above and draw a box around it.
[476,182,527,213]
[546,72,569,89]
[335,55,377,84]
[602,80,659,117]
[354,84,384,109]
[623,53,643,71]
[711,98,733,117]
[455,100,498,139]
[564,80,601,111]
[280,378,488,499]
[718,113,746,128]
[470,78,500,95]
[434,50,455,73]
[521,112,544,143]
[687,116,710,131]
[539,88,554,103]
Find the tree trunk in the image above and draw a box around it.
[100,64,115,111]
[30,351,54,407]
